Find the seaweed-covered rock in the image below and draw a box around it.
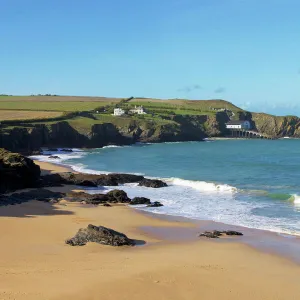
[223,230,243,236]
[105,189,130,203]
[65,224,135,246]
[40,172,145,188]
[199,230,243,238]
[130,197,151,205]
[0,189,65,206]
[138,179,167,188]
[65,191,107,204]
[199,230,223,238]
[0,148,41,193]
[147,201,163,207]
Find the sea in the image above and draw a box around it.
[32,139,300,237]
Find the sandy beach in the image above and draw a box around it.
[1,161,300,299]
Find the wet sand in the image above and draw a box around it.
[1,161,300,299]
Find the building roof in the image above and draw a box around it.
[226,120,249,125]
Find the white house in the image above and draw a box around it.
[226,120,251,130]
[129,106,147,115]
[113,108,125,116]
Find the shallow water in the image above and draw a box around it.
[32,139,300,236]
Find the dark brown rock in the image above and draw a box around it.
[65,191,107,204]
[199,230,243,238]
[130,197,151,205]
[138,179,167,188]
[0,148,41,193]
[65,224,135,246]
[199,230,223,238]
[0,189,65,206]
[147,201,163,207]
[105,189,130,203]
[40,172,145,188]
[223,230,243,236]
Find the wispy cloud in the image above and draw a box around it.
[214,87,226,93]
[177,84,202,93]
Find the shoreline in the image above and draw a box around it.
[1,161,300,298]
[34,160,300,264]
[33,156,300,238]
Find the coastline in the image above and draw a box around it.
[1,161,300,299]
[33,160,300,262]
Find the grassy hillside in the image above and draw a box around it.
[1,95,298,139]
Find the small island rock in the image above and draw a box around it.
[147,201,164,207]
[138,179,167,188]
[130,197,151,205]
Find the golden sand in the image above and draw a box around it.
[0,162,300,299]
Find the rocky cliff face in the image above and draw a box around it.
[251,113,300,137]
[1,110,299,153]
[0,117,209,152]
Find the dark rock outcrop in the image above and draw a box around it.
[66,190,131,204]
[65,224,135,246]
[199,230,243,238]
[130,197,151,205]
[48,155,60,159]
[0,189,65,206]
[41,172,167,188]
[105,189,130,203]
[223,230,243,236]
[0,148,41,193]
[138,179,167,188]
[147,201,163,207]
[65,191,107,204]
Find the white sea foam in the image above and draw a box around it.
[102,145,127,149]
[167,177,237,193]
[292,194,300,205]
[29,149,87,165]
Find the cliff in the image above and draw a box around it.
[251,113,300,137]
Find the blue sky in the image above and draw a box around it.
[1,0,300,116]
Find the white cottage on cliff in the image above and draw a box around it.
[113,108,125,116]
[129,106,147,115]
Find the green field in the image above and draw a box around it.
[0,101,112,112]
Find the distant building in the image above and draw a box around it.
[113,108,125,116]
[226,120,251,130]
[130,106,147,115]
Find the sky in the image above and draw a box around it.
[1,0,300,116]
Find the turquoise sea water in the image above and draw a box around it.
[33,139,300,235]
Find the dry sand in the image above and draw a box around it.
[1,162,300,299]
[36,161,72,175]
